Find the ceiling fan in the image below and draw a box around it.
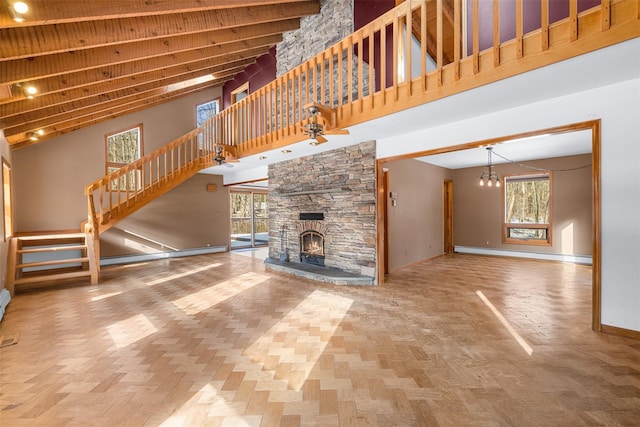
[301,104,349,145]
[213,144,239,167]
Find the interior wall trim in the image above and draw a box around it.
[454,246,592,265]
[600,324,640,341]
[100,245,227,266]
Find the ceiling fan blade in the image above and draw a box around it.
[315,134,328,144]
[325,129,350,135]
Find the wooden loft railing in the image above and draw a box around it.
[84,0,639,264]
[216,0,639,158]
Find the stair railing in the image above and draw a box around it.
[85,119,234,234]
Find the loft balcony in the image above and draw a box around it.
[84,0,639,236]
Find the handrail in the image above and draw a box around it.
[85,121,235,233]
[85,0,639,235]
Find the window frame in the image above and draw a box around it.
[104,124,144,192]
[196,98,220,128]
[2,157,13,242]
[230,82,249,104]
[502,172,552,246]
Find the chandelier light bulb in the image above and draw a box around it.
[487,180,492,187]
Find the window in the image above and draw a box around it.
[196,99,219,128]
[503,173,551,245]
[105,125,143,191]
[230,82,249,104]
[2,158,13,241]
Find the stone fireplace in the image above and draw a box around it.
[266,141,377,282]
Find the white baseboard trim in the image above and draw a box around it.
[0,288,11,323]
[100,245,228,267]
[454,246,592,265]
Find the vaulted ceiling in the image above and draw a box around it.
[0,0,320,149]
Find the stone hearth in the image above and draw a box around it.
[264,257,374,286]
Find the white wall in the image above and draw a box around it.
[377,77,640,332]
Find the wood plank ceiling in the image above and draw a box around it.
[0,0,320,149]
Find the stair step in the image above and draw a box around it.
[18,245,87,254]
[15,270,92,286]
[17,257,89,269]
[16,232,86,241]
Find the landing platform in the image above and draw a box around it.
[264,257,375,286]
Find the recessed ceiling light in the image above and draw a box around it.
[259,156,267,160]
[281,149,292,154]
[9,1,28,22]
[13,2,29,14]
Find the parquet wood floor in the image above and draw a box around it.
[1,253,639,426]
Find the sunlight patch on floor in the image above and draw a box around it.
[159,383,259,427]
[245,289,354,390]
[172,271,269,315]
[476,290,533,356]
[89,291,122,302]
[145,262,222,286]
[106,313,158,349]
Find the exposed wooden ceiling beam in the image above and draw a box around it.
[1,33,281,92]
[9,80,229,150]
[0,2,319,60]
[0,19,299,87]
[1,56,258,120]
[1,0,323,148]
[2,61,257,130]
[7,71,242,144]
[0,0,318,27]
[1,56,260,130]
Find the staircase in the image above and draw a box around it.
[5,232,99,295]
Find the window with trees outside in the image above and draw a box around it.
[105,125,143,191]
[196,99,219,128]
[503,173,552,245]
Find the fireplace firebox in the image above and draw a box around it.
[300,230,325,266]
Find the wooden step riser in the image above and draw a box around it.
[18,245,87,254]
[17,257,89,269]
[14,270,93,286]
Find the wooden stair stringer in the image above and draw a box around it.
[97,160,212,234]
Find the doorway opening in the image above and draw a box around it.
[230,190,268,249]
[376,120,601,332]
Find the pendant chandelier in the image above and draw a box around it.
[479,147,501,187]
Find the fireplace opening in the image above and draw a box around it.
[300,230,325,266]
